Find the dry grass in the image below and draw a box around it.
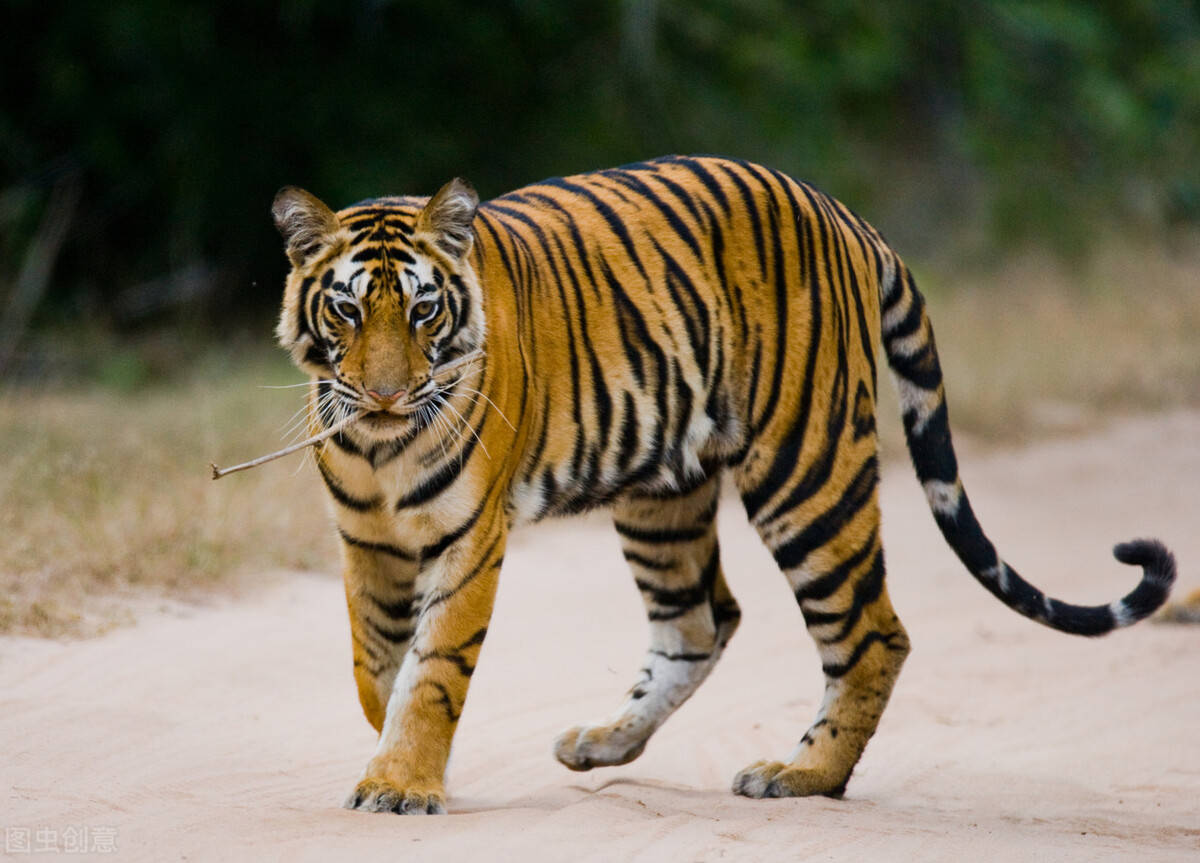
[0,351,338,637]
[873,238,1200,456]
[919,239,1200,440]
[2,239,1197,638]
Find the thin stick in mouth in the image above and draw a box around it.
[209,349,483,481]
[429,349,483,381]
[210,411,363,480]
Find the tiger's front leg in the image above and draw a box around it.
[344,513,507,815]
[341,536,421,733]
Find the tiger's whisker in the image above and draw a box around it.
[455,384,516,432]
[283,394,338,443]
[436,390,490,461]
[259,379,336,390]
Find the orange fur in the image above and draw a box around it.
[272,156,1173,814]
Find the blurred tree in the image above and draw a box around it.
[1,0,1196,327]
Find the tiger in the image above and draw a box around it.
[271,155,1176,815]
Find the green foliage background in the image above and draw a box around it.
[2,0,1197,324]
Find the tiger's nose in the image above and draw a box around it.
[367,387,407,407]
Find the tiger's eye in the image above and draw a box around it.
[413,300,437,321]
[333,298,361,326]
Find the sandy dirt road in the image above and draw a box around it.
[3,412,1199,861]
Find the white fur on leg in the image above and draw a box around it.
[554,614,721,770]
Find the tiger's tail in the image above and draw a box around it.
[877,256,1175,635]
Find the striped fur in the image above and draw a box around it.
[273,155,1176,814]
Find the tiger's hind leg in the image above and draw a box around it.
[733,442,910,798]
[554,474,741,771]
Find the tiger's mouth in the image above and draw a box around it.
[357,389,438,431]
[361,410,409,426]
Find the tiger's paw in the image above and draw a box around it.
[344,778,446,815]
[732,760,847,799]
[553,724,648,771]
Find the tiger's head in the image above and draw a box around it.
[273,180,484,441]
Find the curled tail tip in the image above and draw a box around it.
[1113,538,1177,588]
[1111,537,1176,626]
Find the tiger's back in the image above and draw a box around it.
[271,155,1174,813]
[480,157,885,526]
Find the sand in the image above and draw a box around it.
[3,411,1198,861]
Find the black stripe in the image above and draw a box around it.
[307,276,326,340]
[756,357,850,527]
[541,177,651,286]
[368,592,413,620]
[667,357,695,459]
[338,529,415,562]
[365,422,424,468]
[648,648,711,662]
[905,401,958,483]
[801,607,844,627]
[634,563,711,609]
[885,293,923,340]
[295,276,317,343]
[713,602,742,626]
[822,629,906,678]
[423,533,505,611]
[772,455,879,573]
[741,191,821,519]
[316,459,382,512]
[794,527,879,603]
[622,549,676,571]
[476,214,521,285]
[645,170,705,228]
[606,170,705,263]
[647,607,693,622]
[490,202,587,430]
[653,238,712,378]
[616,390,640,473]
[751,172,798,435]
[890,341,942,391]
[350,246,386,263]
[717,162,767,280]
[612,294,647,387]
[413,680,461,723]
[852,380,875,441]
[414,626,488,677]
[614,521,707,544]
[302,343,328,370]
[606,242,667,381]
[351,631,387,667]
[549,231,613,452]
[821,548,886,644]
[394,431,478,510]
[418,499,487,561]
[362,615,412,645]
[662,156,730,214]
[520,388,553,488]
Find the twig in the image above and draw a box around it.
[210,350,483,480]
[430,349,484,381]
[211,411,363,479]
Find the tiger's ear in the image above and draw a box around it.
[272,187,341,267]
[415,178,479,260]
